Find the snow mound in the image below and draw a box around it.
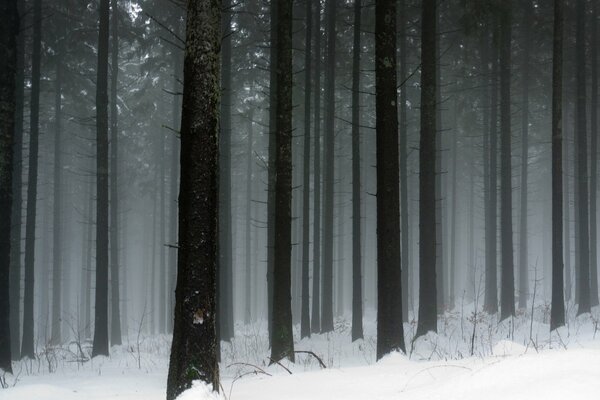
[492,340,527,357]
[177,381,220,400]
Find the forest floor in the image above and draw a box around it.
[2,302,600,399]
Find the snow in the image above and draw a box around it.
[2,306,600,400]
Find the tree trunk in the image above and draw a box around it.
[484,23,499,315]
[417,0,438,337]
[166,0,221,396]
[301,0,312,339]
[218,0,234,342]
[311,0,322,335]
[375,0,405,359]
[518,0,532,310]
[551,0,565,331]
[399,0,409,323]
[321,0,336,333]
[435,9,444,312]
[9,1,24,358]
[245,112,254,326]
[590,0,599,307]
[575,0,590,315]
[499,3,515,321]
[270,0,295,364]
[21,0,42,359]
[110,0,122,346]
[351,0,363,341]
[92,0,110,357]
[0,0,19,372]
[51,55,63,346]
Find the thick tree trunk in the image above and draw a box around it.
[311,0,322,335]
[435,10,444,312]
[0,0,19,372]
[21,0,42,359]
[218,0,234,342]
[301,0,312,339]
[92,0,110,358]
[166,0,221,397]
[321,0,336,333]
[575,0,590,315]
[245,112,254,326]
[351,0,363,341]
[518,0,532,310]
[399,0,409,322]
[267,0,278,342]
[270,0,295,364]
[417,0,438,337]
[110,0,122,346]
[9,2,24,359]
[499,3,515,321]
[375,0,405,359]
[551,0,565,331]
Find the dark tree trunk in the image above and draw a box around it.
[21,0,42,359]
[590,0,599,307]
[245,111,253,326]
[484,23,499,315]
[218,0,234,342]
[270,0,295,363]
[499,3,515,321]
[351,0,363,341]
[563,94,571,302]
[311,0,322,335]
[92,0,110,358]
[166,0,221,396]
[321,0,336,333]
[480,32,490,306]
[399,0,409,323]
[375,0,405,359]
[267,0,278,342]
[85,174,94,339]
[51,56,63,346]
[575,0,590,315]
[110,0,122,346]
[435,10,444,312]
[168,21,182,334]
[300,0,312,339]
[0,0,19,372]
[417,0,438,337]
[518,0,532,310]
[9,1,24,359]
[551,0,565,331]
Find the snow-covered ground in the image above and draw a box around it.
[2,303,600,400]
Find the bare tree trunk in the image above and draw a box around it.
[92,0,110,357]
[166,0,221,396]
[551,0,565,331]
[590,0,599,307]
[399,0,409,322]
[351,0,363,341]
[375,0,405,358]
[300,0,312,338]
[499,3,515,321]
[0,0,19,372]
[270,0,295,364]
[245,112,254,326]
[21,0,43,359]
[311,0,322,334]
[321,0,336,333]
[109,0,122,345]
[575,0,590,315]
[417,0,438,337]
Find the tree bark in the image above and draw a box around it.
[351,0,363,341]
[551,0,565,331]
[301,0,312,339]
[321,0,336,333]
[575,0,590,315]
[270,0,295,364]
[0,0,19,372]
[21,0,42,359]
[590,0,599,307]
[417,0,438,337]
[399,0,409,323]
[166,0,221,396]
